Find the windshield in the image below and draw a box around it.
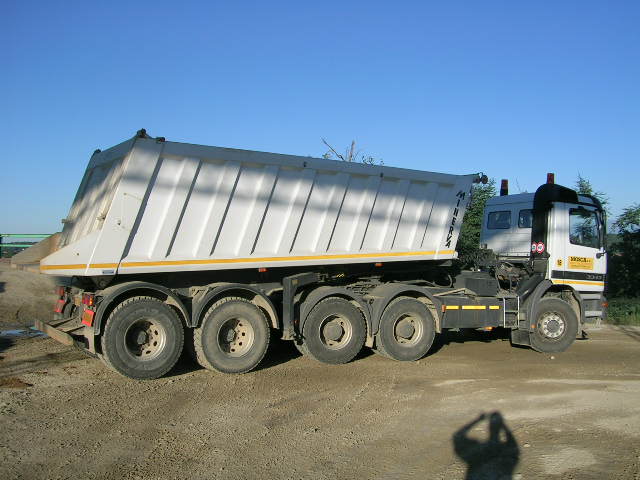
[569,208,601,249]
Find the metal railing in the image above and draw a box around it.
[0,234,52,256]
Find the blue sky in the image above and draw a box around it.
[2,1,638,233]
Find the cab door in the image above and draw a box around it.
[550,203,606,292]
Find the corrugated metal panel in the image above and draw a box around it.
[59,139,133,247]
[41,136,477,275]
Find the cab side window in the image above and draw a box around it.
[569,208,600,248]
[518,209,533,228]
[487,210,511,229]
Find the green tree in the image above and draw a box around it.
[456,179,496,269]
[613,204,640,233]
[608,204,640,298]
[575,174,610,214]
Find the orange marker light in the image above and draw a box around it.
[82,293,95,307]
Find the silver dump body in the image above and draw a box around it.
[41,134,477,276]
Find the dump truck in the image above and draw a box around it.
[35,130,608,379]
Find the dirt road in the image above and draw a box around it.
[1,326,639,480]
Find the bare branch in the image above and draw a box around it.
[321,138,383,165]
[321,138,345,161]
[347,140,356,162]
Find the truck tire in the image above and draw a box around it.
[301,297,366,364]
[184,329,198,363]
[101,296,185,380]
[530,298,579,353]
[375,297,436,361]
[193,297,270,374]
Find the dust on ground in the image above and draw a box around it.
[1,326,639,480]
[0,260,57,329]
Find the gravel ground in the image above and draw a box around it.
[1,324,639,480]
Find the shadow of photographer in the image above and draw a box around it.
[453,411,519,480]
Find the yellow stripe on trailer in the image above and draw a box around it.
[41,250,458,272]
[461,305,487,310]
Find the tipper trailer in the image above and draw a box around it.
[36,130,608,379]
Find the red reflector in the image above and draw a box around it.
[258,268,267,273]
[374,262,383,267]
[602,301,609,308]
[81,308,95,327]
[54,299,65,313]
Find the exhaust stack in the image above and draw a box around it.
[500,179,509,196]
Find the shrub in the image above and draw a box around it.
[607,298,640,326]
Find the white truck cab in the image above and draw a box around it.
[480,175,607,325]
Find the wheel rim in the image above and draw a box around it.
[392,313,423,346]
[217,317,255,357]
[318,314,353,350]
[539,311,566,339]
[125,319,167,360]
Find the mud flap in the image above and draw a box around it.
[510,329,531,347]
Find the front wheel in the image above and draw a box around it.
[101,296,185,380]
[530,298,579,353]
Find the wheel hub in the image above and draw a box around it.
[546,319,560,333]
[323,322,344,342]
[135,330,148,345]
[218,317,254,357]
[392,314,423,346]
[540,312,565,339]
[223,327,237,343]
[319,314,353,350]
[395,319,415,339]
[125,319,166,360]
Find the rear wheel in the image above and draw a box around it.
[194,297,270,374]
[101,296,184,380]
[375,297,435,361]
[300,297,366,364]
[530,298,579,353]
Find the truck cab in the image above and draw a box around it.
[480,176,607,325]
